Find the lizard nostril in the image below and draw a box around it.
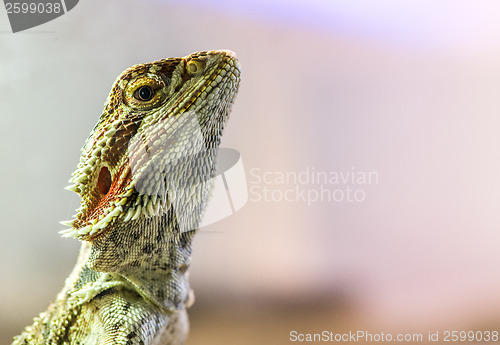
[97,166,112,195]
[186,60,204,75]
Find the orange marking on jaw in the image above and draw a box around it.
[82,165,132,226]
[97,166,112,195]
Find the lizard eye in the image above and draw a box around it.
[124,75,167,109]
[134,86,154,102]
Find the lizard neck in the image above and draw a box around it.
[66,214,195,312]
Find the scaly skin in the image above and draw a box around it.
[13,50,241,345]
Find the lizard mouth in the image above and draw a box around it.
[187,51,240,107]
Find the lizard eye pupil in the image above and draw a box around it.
[136,86,154,101]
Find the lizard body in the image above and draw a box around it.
[13,50,241,345]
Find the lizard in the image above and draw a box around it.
[12,50,241,345]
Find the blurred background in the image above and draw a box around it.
[2,0,500,344]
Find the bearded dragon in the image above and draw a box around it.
[13,50,241,345]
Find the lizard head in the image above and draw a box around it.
[59,50,241,242]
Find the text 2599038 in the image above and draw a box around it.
[443,330,498,342]
[5,2,62,14]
